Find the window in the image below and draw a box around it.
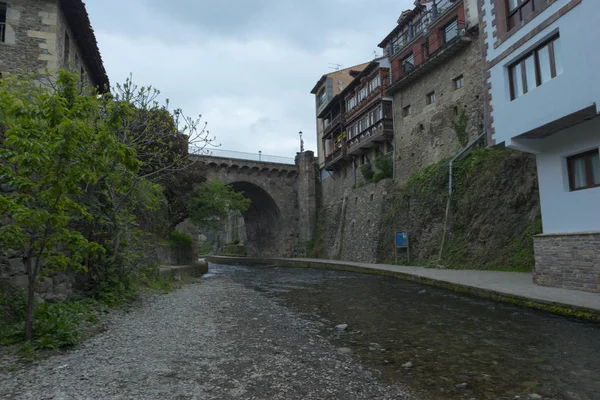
[509,35,562,100]
[0,2,6,43]
[403,105,412,117]
[567,149,600,191]
[426,91,436,105]
[64,32,70,64]
[347,96,357,112]
[383,103,393,119]
[443,18,459,43]
[369,75,381,93]
[507,0,536,31]
[402,53,414,73]
[453,74,464,90]
[358,86,369,102]
[317,87,327,108]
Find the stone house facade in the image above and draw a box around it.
[378,0,484,184]
[311,58,395,262]
[0,0,108,299]
[0,0,108,91]
[311,62,369,169]
[480,0,600,293]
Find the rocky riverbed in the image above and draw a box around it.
[0,274,414,399]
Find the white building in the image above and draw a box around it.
[481,0,600,293]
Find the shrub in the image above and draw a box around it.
[169,229,193,246]
[360,163,374,181]
[0,294,98,350]
[374,155,393,179]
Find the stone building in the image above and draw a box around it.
[0,0,108,91]
[0,0,108,300]
[311,58,395,262]
[378,0,484,183]
[480,0,599,293]
[311,62,369,169]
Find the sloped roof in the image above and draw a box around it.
[310,62,370,94]
[60,0,109,92]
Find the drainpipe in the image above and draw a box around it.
[438,112,488,262]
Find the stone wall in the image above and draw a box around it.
[0,0,59,75]
[55,3,93,81]
[0,0,94,84]
[314,158,392,263]
[296,151,317,244]
[156,244,195,266]
[0,250,73,301]
[534,232,600,293]
[393,37,485,184]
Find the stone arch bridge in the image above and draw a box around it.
[190,150,316,257]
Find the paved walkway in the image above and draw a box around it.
[209,256,600,316]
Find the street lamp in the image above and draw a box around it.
[299,131,304,153]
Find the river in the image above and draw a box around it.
[209,262,600,400]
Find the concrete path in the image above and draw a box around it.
[208,256,600,318]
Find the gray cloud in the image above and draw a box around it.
[85,0,413,157]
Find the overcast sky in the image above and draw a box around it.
[86,0,412,158]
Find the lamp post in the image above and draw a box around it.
[258,150,262,161]
[299,131,304,153]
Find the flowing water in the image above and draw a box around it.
[208,263,600,400]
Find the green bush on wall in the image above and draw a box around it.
[373,155,393,182]
[169,230,193,246]
[360,163,374,181]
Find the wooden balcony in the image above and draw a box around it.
[347,119,393,155]
[345,83,389,122]
[322,113,344,137]
[388,21,471,94]
[324,142,347,171]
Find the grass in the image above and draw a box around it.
[0,266,195,359]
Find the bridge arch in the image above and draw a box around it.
[190,151,316,257]
[229,181,283,256]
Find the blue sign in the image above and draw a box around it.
[396,232,408,247]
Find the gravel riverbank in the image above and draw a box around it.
[0,275,414,399]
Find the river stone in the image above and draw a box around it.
[337,347,352,355]
[401,361,413,368]
[334,324,348,332]
[529,395,542,399]
[455,382,468,389]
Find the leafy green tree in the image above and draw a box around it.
[0,71,139,340]
[188,180,251,230]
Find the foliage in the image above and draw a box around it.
[453,108,470,147]
[0,290,98,351]
[168,229,193,246]
[0,71,140,340]
[198,241,214,256]
[359,163,374,181]
[0,70,217,342]
[373,155,393,182]
[381,147,541,271]
[188,180,251,230]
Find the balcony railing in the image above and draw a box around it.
[345,83,388,121]
[348,119,393,155]
[388,0,459,58]
[324,141,347,170]
[323,113,344,137]
[0,23,6,43]
[389,19,469,92]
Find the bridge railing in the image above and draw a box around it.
[190,147,296,165]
